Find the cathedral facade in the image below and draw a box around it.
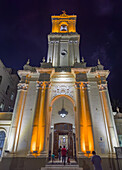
[0,12,120,169]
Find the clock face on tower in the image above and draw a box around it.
[61,50,67,56]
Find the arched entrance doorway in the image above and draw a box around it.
[49,95,76,159]
[53,123,73,157]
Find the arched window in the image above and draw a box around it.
[0,131,6,157]
[0,76,2,84]
[60,24,67,31]
[6,85,10,95]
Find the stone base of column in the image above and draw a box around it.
[3,152,17,158]
[77,151,86,158]
[26,151,48,158]
[27,152,35,158]
[37,151,48,158]
[108,153,116,158]
[0,157,47,170]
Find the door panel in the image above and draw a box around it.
[53,123,73,158]
[68,132,73,157]
[53,131,59,157]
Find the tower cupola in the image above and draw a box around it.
[47,11,80,67]
[51,11,77,33]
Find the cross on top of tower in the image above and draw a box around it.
[61,10,66,16]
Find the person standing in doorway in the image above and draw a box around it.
[91,151,103,170]
[58,146,62,161]
[62,146,67,165]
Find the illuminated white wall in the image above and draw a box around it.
[51,96,75,127]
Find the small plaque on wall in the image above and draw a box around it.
[99,142,105,154]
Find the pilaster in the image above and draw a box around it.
[47,41,54,64]
[5,83,28,156]
[30,82,50,157]
[74,41,80,63]
[87,81,110,156]
[16,81,38,156]
[99,84,119,154]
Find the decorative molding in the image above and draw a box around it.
[75,82,89,89]
[17,83,28,90]
[36,81,50,89]
[99,84,107,91]
[51,85,74,99]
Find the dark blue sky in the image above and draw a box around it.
[0,0,122,105]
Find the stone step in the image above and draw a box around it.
[46,165,79,167]
[47,163,78,166]
[41,167,83,170]
[41,164,83,170]
[40,159,83,170]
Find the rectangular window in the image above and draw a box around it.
[10,92,14,100]
[0,76,2,84]
[0,103,4,111]
[6,85,10,95]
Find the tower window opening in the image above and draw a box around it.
[0,102,4,112]
[6,85,10,95]
[60,25,67,31]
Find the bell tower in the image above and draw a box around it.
[47,11,80,67]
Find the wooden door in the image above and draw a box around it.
[53,123,73,158]
[53,131,59,157]
[68,131,73,157]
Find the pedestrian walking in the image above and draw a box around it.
[61,146,67,165]
[67,156,70,165]
[58,146,62,161]
[51,153,55,164]
[91,151,103,170]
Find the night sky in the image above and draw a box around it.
[0,0,122,108]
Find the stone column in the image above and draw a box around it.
[84,83,94,154]
[47,41,54,64]
[30,82,50,157]
[87,81,110,155]
[5,83,28,155]
[42,83,50,155]
[51,127,54,154]
[16,81,39,156]
[68,41,74,66]
[99,84,119,153]
[53,42,59,66]
[45,84,52,155]
[37,82,46,154]
[75,83,82,157]
[79,83,94,156]
[30,84,41,154]
[74,41,80,63]
[47,42,51,63]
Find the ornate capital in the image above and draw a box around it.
[99,84,107,91]
[51,85,74,99]
[75,82,89,90]
[36,81,50,89]
[17,83,28,90]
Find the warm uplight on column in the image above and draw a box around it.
[30,82,46,155]
[38,84,46,153]
[80,83,94,156]
[99,84,118,151]
[8,83,28,153]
